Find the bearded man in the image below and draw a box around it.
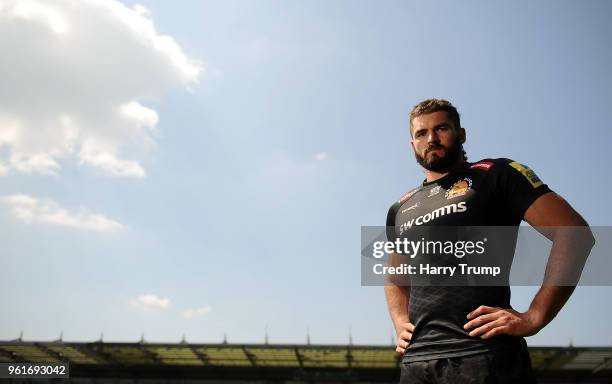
[385,99,594,383]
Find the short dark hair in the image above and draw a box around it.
[409,98,461,135]
[409,98,467,161]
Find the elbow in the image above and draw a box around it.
[576,226,596,254]
[576,214,596,250]
[580,221,596,249]
[587,229,596,249]
[550,224,595,251]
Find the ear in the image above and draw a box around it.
[459,127,466,144]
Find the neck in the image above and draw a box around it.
[424,159,466,183]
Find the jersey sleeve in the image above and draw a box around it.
[386,203,399,242]
[490,158,552,220]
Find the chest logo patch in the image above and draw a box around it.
[428,186,442,197]
[445,178,472,199]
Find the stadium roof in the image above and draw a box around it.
[1,341,611,382]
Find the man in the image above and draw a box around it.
[385,99,594,383]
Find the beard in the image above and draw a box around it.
[415,137,463,172]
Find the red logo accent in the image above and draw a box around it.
[470,161,494,171]
[399,189,417,203]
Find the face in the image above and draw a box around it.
[411,111,465,172]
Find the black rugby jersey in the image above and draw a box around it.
[386,158,551,363]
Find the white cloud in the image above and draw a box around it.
[181,306,212,319]
[1,194,124,231]
[129,294,171,311]
[314,152,327,161]
[0,0,201,177]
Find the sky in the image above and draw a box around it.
[1,0,611,347]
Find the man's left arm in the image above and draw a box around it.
[464,192,595,339]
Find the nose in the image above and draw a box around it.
[427,129,440,144]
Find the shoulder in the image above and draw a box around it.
[397,187,421,204]
[472,157,549,197]
[482,158,543,184]
[468,158,513,172]
[388,186,420,215]
[469,158,542,179]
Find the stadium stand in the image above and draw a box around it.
[1,340,611,383]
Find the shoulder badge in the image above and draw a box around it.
[509,161,544,188]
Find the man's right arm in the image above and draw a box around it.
[385,252,414,354]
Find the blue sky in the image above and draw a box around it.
[1,0,611,346]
